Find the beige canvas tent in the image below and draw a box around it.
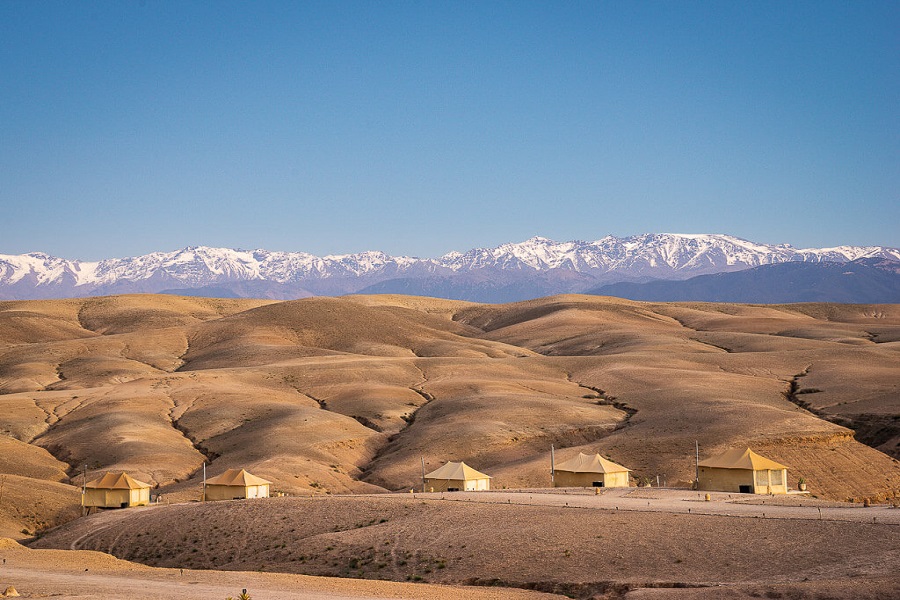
[698,447,788,494]
[553,452,631,488]
[83,472,151,508]
[204,468,271,501]
[424,461,491,492]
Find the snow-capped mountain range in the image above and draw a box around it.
[1,234,898,302]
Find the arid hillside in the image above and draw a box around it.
[1,293,899,538]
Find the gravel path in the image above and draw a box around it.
[389,488,900,525]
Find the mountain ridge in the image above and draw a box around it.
[2,233,898,301]
[590,258,900,304]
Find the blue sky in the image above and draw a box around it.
[2,1,898,260]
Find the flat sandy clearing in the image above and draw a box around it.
[29,490,900,599]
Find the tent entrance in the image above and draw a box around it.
[447,488,460,492]
[592,481,604,487]
[738,485,752,494]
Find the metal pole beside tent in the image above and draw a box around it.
[550,445,555,486]
[695,441,700,487]
[82,464,87,515]
[421,457,426,493]
[202,462,207,502]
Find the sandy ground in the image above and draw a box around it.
[30,490,900,599]
[0,540,558,600]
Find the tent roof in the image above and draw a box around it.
[554,452,631,474]
[424,461,491,481]
[85,472,151,490]
[206,468,272,487]
[698,447,788,471]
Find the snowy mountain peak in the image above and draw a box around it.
[1,234,898,301]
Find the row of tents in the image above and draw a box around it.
[424,447,791,495]
[82,468,271,509]
[83,447,791,509]
[421,452,631,492]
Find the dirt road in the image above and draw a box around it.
[397,487,900,524]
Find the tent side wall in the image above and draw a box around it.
[605,471,630,488]
[753,468,788,494]
[554,471,630,488]
[424,478,459,493]
[205,484,248,501]
[129,487,150,506]
[83,488,106,507]
[699,466,788,494]
[246,484,270,498]
[425,478,490,492]
[84,488,131,508]
[698,467,755,493]
[465,477,490,491]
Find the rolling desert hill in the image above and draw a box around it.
[0,293,899,543]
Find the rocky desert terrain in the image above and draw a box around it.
[1,293,899,597]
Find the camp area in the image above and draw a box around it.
[82,472,151,509]
[423,461,491,492]
[204,468,272,501]
[698,447,789,494]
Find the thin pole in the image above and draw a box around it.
[202,462,207,502]
[550,445,555,486]
[421,457,426,492]
[695,441,700,486]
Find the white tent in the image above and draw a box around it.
[205,468,271,501]
[424,461,491,492]
[553,452,631,488]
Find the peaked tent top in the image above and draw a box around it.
[554,452,631,474]
[206,468,272,487]
[698,447,788,471]
[85,472,151,490]
[424,461,491,481]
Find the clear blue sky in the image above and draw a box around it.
[2,1,898,260]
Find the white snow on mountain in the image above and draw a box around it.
[1,234,898,299]
[438,234,900,274]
